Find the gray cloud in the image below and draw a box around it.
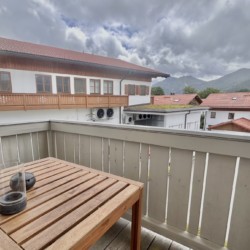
[0,0,250,80]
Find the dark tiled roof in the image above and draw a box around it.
[0,37,169,77]
[209,118,250,132]
[151,94,202,105]
[201,92,250,108]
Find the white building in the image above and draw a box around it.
[124,107,207,130]
[0,37,169,124]
[201,92,250,129]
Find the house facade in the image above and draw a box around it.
[201,92,250,129]
[0,37,169,124]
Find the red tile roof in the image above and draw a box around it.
[151,94,202,105]
[0,37,169,78]
[201,92,250,109]
[209,118,250,132]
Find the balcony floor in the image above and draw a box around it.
[90,218,191,250]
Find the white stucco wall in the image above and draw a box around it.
[4,68,125,95]
[121,79,151,106]
[205,110,250,129]
[124,110,203,130]
[164,111,201,130]
[3,69,151,100]
[0,107,120,124]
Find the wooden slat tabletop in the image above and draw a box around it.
[0,157,143,250]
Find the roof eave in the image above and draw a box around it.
[0,50,170,78]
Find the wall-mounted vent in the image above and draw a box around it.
[107,108,114,118]
[96,108,105,119]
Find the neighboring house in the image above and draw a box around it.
[124,104,207,130]
[0,37,168,124]
[201,92,250,129]
[151,94,202,105]
[208,117,250,133]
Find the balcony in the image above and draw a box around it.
[0,120,250,250]
[0,93,128,111]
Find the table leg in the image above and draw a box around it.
[131,191,143,250]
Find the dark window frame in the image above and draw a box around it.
[210,111,216,119]
[35,74,52,93]
[228,112,235,120]
[56,76,71,94]
[0,71,12,93]
[128,84,136,95]
[74,77,86,94]
[90,79,101,94]
[103,80,113,95]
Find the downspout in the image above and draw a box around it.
[184,111,191,129]
[119,71,131,124]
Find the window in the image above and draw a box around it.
[90,79,100,94]
[74,78,86,94]
[36,74,52,93]
[103,80,113,95]
[210,112,216,119]
[228,113,235,119]
[128,84,136,95]
[140,86,147,95]
[125,84,149,96]
[56,76,70,93]
[0,71,12,92]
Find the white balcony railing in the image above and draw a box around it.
[0,121,250,250]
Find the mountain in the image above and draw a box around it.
[153,68,250,94]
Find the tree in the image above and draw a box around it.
[198,87,220,99]
[151,86,164,95]
[235,88,250,92]
[183,86,198,94]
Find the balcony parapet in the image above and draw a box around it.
[1,121,250,250]
[0,93,128,111]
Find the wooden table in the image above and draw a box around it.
[0,157,143,250]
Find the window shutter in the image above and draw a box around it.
[125,84,128,95]
[136,85,140,95]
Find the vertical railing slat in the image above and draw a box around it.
[31,133,39,160]
[228,158,250,250]
[54,132,65,160]
[1,135,19,163]
[102,138,110,173]
[64,133,76,163]
[79,135,91,167]
[200,154,236,246]
[17,134,33,163]
[90,137,102,171]
[109,139,123,176]
[188,151,206,235]
[148,145,169,222]
[140,144,149,215]
[124,142,140,181]
[167,148,193,230]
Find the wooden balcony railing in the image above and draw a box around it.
[0,121,250,250]
[0,93,128,111]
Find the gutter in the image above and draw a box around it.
[119,71,132,124]
[184,111,191,129]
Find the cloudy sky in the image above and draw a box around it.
[0,0,250,80]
